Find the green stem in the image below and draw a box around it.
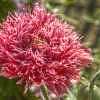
[40,85,50,100]
[89,70,100,100]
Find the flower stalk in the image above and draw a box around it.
[40,85,50,100]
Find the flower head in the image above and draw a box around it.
[0,3,92,95]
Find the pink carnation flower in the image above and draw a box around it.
[0,3,92,95]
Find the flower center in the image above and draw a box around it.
[33,37,45,45]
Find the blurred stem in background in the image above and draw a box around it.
[82,0,97,34]
[89,70,100,100]
[11,0,29,11]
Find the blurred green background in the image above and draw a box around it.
[0,0,100,100]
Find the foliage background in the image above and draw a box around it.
[0,0,100,100]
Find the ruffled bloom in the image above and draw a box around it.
[0,3,92,95]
